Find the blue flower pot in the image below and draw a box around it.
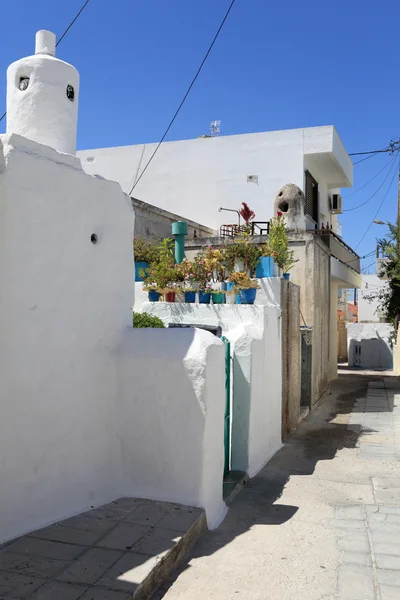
[239,288,257,305]
[135,261,149,282]
[184,291,196,303]
[283,273,290,280]
[148,290,161,302]
[226,282,239,304]
[255,256,275,278]
[199,292,211,304]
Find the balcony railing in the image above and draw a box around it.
[220,221,270,237]
[315,229,360,273]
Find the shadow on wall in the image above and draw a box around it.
[156,373,380,597]
[348,337,393,370]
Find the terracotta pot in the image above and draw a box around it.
[165,291,176,303]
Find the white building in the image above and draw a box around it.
[358,274,388,322]
[78,125,352,235]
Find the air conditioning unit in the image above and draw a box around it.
[331,193,343,214]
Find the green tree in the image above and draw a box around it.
[366,219,400,329]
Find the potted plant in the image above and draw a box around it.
[134,236,160,281]
[142,260,178,302]
[227,271,260,305]
[177,259,198,303]
[211,289,225,304]
[282,251,297,280]
[225,285,239,304]
[199,283,212,304]
[257,214,289,277]
[223,232,261,275]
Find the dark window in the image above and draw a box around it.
[305,170,319,223]
[66,85,75,101]
[18,77,29,91]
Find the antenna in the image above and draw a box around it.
[210,120,221,137]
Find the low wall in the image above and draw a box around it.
[347,323,394,370]
[141,302,283,478]
[117,327,227,530]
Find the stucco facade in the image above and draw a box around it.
[358,274,388,322]
[78,125,353,233]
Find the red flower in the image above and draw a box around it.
[239,202,255,224]
[277,211,282,217]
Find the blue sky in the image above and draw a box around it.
[1,0,399,266]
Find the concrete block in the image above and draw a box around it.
[375,553,400,570]
[0,571,46,598]
[338,531,370,553]
[0,552,69,579]
[340,551,371,566]
[97,523,151,551]
[30,582,89,600]
[57,547,123,584]
[335,505,364,521]
[3,537,83,560]
[337,564,375,599]
[380,584,400,600]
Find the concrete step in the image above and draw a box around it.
[0,497,207,600]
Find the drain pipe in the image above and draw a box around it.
[172,221,188,264]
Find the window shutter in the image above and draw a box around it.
[305,170,318,223]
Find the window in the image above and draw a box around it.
[305,170,319,223]
[66,85,75,101]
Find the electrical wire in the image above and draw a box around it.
[353,153,381,166]
[355,154,400,250]
[344,250,375,265]
[342,154,398,212]
[128,0,237,195]
[344,157,395,199]
[0,0,91,123]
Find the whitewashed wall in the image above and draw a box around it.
[79,129,305,230]
[0,133,134,543]
[0,134,227,543]
[117,327,227,529]
[358,274,388,322]
[347,323,393,370]
[141,302,283,478]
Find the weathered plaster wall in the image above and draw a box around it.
[141,303,283,478]
[289,234,331,407]
[347,323,393,370]
[0,134,133,543]
[329,281,339,381]
[281,280,301,439]
[132,198,215,240]
[117,327,227,530]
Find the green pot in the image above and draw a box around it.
[212,292,225,304]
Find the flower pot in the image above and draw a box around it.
[135,261,149,282]
[220,282,227,291]
[199,292,211,304]
[148,290,161,302]
[212,292,225,304]
[165,291,176,303]
[226,282,238,305]
[184,291,196,303]
[239,288,257,305]
[255,256,275,278]
[283,273,290,280]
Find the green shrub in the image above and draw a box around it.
[133,312,165,328]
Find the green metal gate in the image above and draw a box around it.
[222,336,231,476]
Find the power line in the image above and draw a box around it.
[0,0,91,124]
[344,250,376,265]
[344,157,395,199]
[128,0,237,195]
[342,154,398,212]
[353,153,381,166]
[355,155,400,250]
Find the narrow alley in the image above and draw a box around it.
[156,369,400,600]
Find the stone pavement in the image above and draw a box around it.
[0,498,206,599]
[157,370,400,600]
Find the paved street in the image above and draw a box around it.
[157,369,400,600]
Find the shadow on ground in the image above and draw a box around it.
[154,371,385,599]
